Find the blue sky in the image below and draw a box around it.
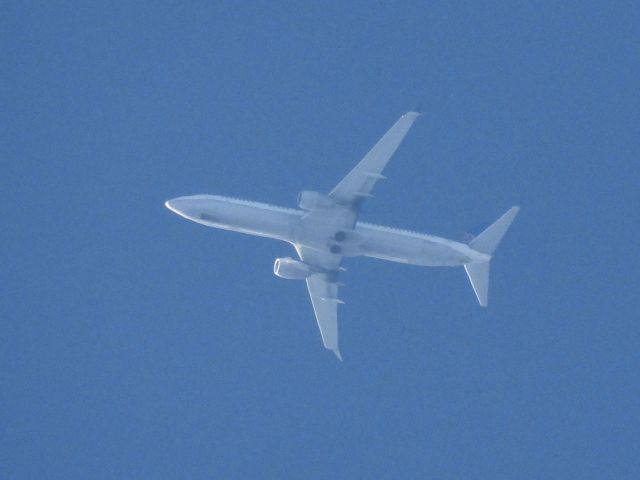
[2,2,638,478]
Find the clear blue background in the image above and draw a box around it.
[3,2,638,478]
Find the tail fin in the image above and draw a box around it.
[464,207,519,306]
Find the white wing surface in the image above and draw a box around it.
[295,245,344,360]
[329,111,421,206]
[295,110,421,359]
[305,274,343,360]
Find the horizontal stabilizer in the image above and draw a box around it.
[469,206,520,255]
[465,207,519,306]
[464,261,490,307]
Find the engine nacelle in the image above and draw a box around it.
[273,257,313,280]
[297,190,334,211]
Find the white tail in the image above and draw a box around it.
[464,207,519,306]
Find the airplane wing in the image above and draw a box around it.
[295,245,344,360]
[329,111,421,206]
[294,111,420,359]
[306,274,342,360]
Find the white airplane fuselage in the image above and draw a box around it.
[165,194,489,267]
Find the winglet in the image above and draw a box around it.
[333,349,343,361]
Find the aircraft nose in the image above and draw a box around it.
[165,197,190,215]
[164,198,178,213]
[165,195,217,222]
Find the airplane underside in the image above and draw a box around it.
[166,111,519,359]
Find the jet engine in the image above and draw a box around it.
[297,191,334,211]
[273,257,313,280]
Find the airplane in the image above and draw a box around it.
[165,111,519,360]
